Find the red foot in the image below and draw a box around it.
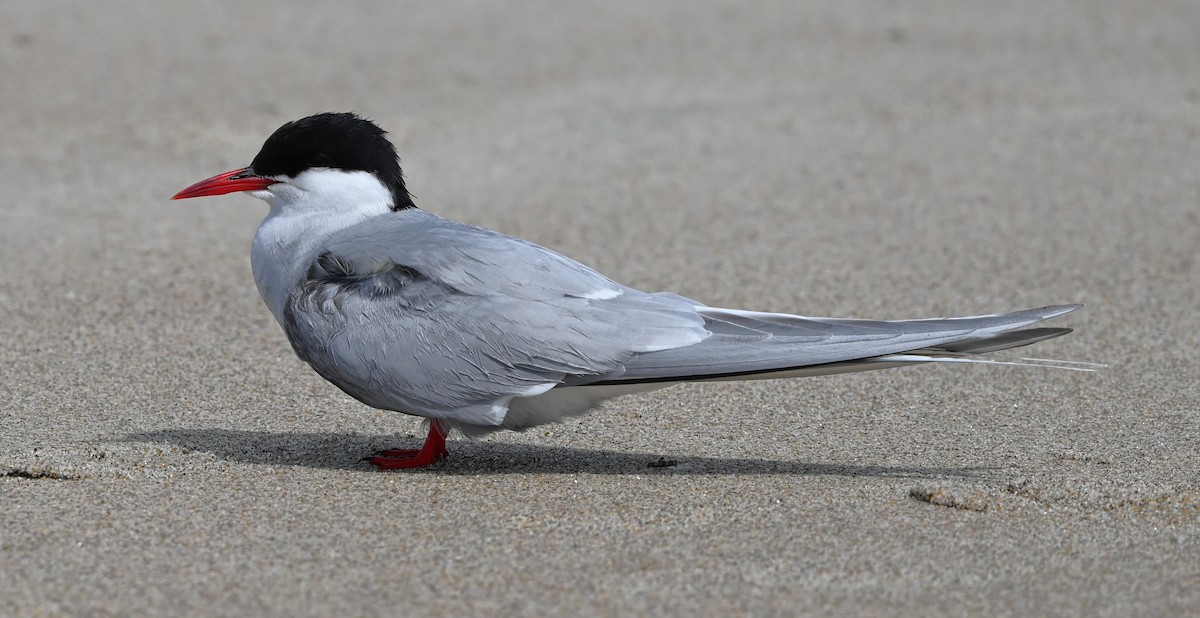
[367,420,448,470]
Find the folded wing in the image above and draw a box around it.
[283,209,1083,431]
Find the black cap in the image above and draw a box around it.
[249,112,415,210]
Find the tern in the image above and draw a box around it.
[173,112,1087,469]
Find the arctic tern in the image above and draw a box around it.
[172,112,1088,469]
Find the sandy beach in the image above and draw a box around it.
[2,1,1197,615]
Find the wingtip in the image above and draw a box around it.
[1043,304,1084,319]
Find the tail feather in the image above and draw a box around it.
[477,304,1091,434]
[583,304,1085,385]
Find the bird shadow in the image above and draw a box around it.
[123,428,992,479]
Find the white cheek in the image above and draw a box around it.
[289,169,393,215]
[250,182,306,210]
[245,169,393,217]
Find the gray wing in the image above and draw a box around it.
[282,209,708,425]
[493,304,1081,434]
[284,210,1081,428]
[574,304,1081,385]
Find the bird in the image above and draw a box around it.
[172,112,1089,470]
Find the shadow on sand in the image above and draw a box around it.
[124,428,992,479]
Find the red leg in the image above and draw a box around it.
[367,420,448,470]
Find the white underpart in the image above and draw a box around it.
[249,168,393,325]
[504,382,669,427]
[451,382,673,436]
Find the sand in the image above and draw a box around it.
[2,1,1198,615]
